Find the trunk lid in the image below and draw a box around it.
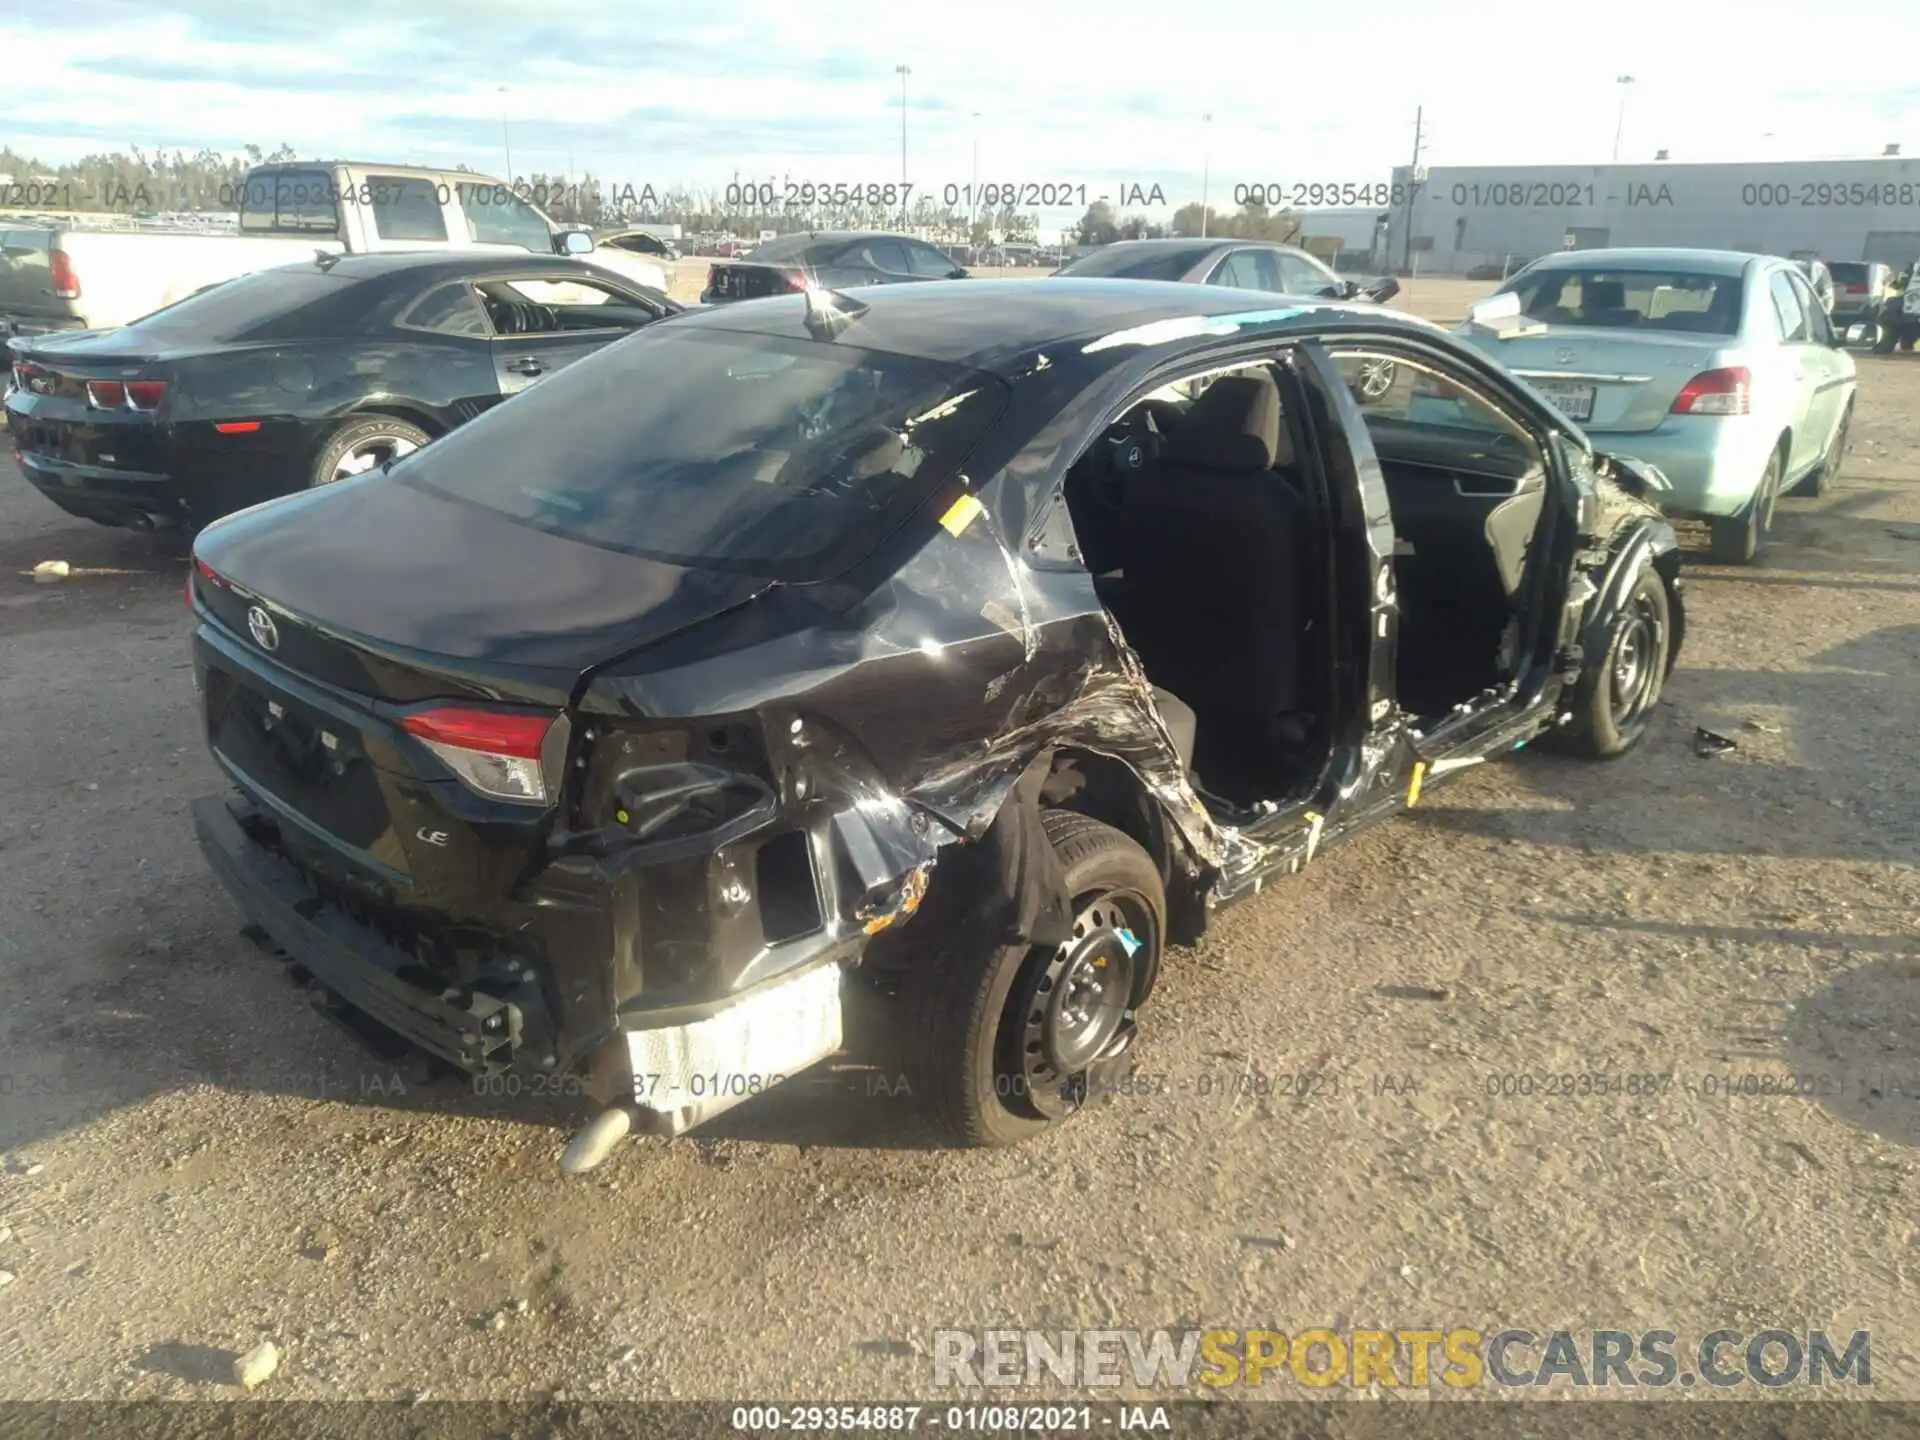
[1469,327,1734,435]
[192,476,775,904]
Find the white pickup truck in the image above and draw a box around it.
[0,161,669,337]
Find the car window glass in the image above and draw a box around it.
[1769,270,1809,342]
[402,282,491,336]
[1275,252,1333,295]
[861,239,911,274]
[1508,267,1742,335]
[907,244,956,278]
[1328,349,1538,453]
[368,176,449,242]
[1790,272,1833,343]
[1210,251,1270,291]
[457,183,554,252]
[398,328,1007,582]
[239,168,338,233]
[477,276,656,333]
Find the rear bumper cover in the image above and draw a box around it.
[12,447,183,526]
[193,790,855,1134]
[1585,416,1778,520]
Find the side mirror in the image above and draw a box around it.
[557,229,595,256]
[1365,277,1400,303]
[949,268,970,279]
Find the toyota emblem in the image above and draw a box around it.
[246,605,280,651]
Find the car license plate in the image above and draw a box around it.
[1534,380,1595,421]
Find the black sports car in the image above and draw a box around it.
[186,279,1684,1164]
[6,250,679,530]
[700,230,968,304]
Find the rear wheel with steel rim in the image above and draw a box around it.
[310,416,432,489]
[1562,565,1672,759]
[1709,446,1781,565]
[899,810,1166,1147]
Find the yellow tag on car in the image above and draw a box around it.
[1406,762,1427,807]
[939,493,985,536]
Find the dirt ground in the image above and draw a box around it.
[1,288,1917,1412]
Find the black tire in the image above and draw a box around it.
[900,811,1166,1148]
[310,416,432,489]
[1562,566,1672,759]
[1708,446,1782,565]
[1792,401,1850,498]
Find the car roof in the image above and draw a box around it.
[260,251,614,282]
[678,276,1440,372]
[1521,247,1758,277]
[244,161,504,184]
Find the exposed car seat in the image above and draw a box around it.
[1109,373,1311,790]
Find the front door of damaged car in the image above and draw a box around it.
[1318,340,1563,746]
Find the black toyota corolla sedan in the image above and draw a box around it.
[186,278,1684,1165]
[6,250,678,531]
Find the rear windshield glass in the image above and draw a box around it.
[238,169,340,234]
[1828,262,1871,284]
[1503,267,1744,335]
[1056,245,1213,281]
[397,327,1008,581]
[122,267,353,339]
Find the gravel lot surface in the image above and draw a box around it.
[1,293,1916,1414]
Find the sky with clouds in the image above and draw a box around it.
[3,0,1917,216]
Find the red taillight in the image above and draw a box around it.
[124,380,168,411]
[1671,366,1750,416]
[14,361,47,392]
[783,271,807,292]
[401,706,554,806]
[49,250,80,300]
[707,265,721,291]
[401,707,551,757]
[187,555,225,609]
[85,380,125,408]
[214,420,262,434]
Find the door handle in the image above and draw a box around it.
[506,357,546,377]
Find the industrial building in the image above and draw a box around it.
[1382,156,1920,276]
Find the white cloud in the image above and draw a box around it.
[3,0,1916,212]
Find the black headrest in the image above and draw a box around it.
[1585,279,1627,311]
[1159,374,1281,473]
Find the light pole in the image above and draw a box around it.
[1612,75,1635,163]
[896,64,911,226]
[970,111,981,242]
[1199,112,1213,238]
[498,85,513,184]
